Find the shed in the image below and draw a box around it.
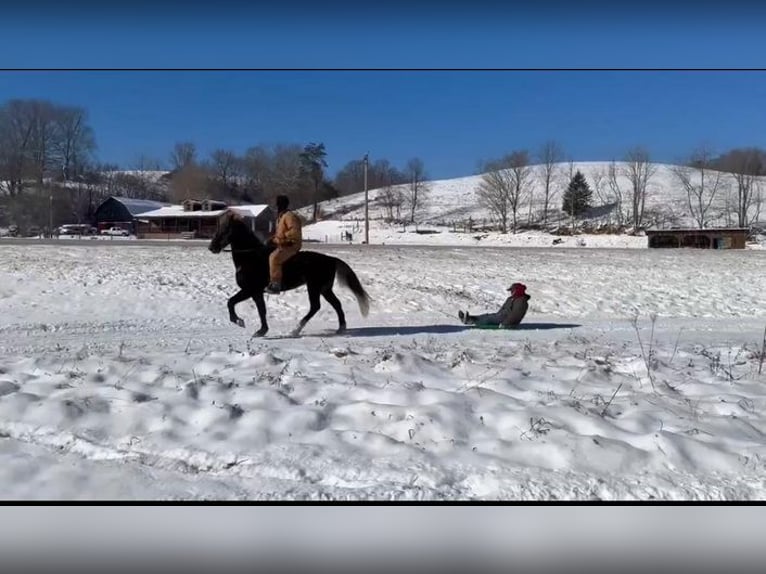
[93,196,170,233]
[646,228,749,249]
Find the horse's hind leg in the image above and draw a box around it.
[291,286,322,337]
[228,289,251,328]
[251,292,269,337]
[322,288,346,334]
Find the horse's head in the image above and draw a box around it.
[209,209,246,254]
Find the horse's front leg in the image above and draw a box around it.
[227,289,251,328]
[251,292,269,337]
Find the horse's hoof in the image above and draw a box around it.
[236,318,245,328]
[336,326,347,335]
[253,328,268,338]
[290,329,301,338]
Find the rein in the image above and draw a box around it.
[222,246,264,253]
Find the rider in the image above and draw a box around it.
[458,282,531,328]
[266,194,303,294]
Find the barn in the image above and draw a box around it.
[93,196,170,234]
[646,228,749,249]
[135,199,275,241]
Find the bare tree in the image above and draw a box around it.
[375,162,406,221]
[507,150,532,233]
[4,99,60,186]
[403,157,429,224]
[623,146,656,231]
[272,144,306,200]
[476,158,514,233]
[0,101,35,195]
[605,160,628,227]
[590,168,615,227]
[333,158,366,197]
[112,173,153,200]
[0,99,97,195]
[242,144,271,198]
[209,148,239,187]
[750,182,764,226]
[54,106,95,180]
[85,163,121,205]
[380,183,405,221]
[334,157,407,198]
[672,146,725,229]
[131,154,164,172]
[241,143,306,204]
[537,140,565,224]
[169,164,211,203]
[723,185,735,227]
[170,142,197,171]
[591,168,607,203]
[476,151,531,233]
[716,147,764,227]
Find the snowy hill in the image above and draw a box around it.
[299,161,766,235]
[0,170,170,195]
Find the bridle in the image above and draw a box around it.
[215,217,269,254]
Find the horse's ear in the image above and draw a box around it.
[223,208,244,222]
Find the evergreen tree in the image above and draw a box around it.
[562,170,593,217]
[299,142,328,222]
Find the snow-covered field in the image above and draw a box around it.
[303,219,653,249]
[1,242,766,500]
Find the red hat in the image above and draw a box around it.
[508,282,526,295]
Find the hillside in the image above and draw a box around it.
[298,161,766,234]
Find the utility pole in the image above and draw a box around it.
[50,166,61,238]
[363,152,369,245]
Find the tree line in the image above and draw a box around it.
[476,142,766,233]
[2,97,764,233]
[0,97,434,231]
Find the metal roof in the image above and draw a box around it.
[109,196,170,216]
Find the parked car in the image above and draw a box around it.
[100,226,130,237]
[58,224,97,236]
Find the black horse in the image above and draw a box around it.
[208,210,370,337]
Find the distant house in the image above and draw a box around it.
[135,200,275,240]
[93,196,170,234]
[646,228,749,249]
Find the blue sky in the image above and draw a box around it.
[1,2,766,180]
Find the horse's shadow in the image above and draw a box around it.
[341,322,581,338]
[504,322,582,331]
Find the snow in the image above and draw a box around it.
[303,219,651,249]
[300,161,766,240]
[1,242,766,500]
[139,204,269,219]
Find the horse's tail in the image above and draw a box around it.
[334,259,370,318]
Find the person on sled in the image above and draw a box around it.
[266,194,303,294]
[458,282,531,328]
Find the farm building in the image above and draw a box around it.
[135,199,275,240]
[93,196,170,234]
[646,228,749,249]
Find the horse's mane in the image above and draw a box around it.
[219,208,269,252]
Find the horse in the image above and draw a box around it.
[208,209,370,338]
